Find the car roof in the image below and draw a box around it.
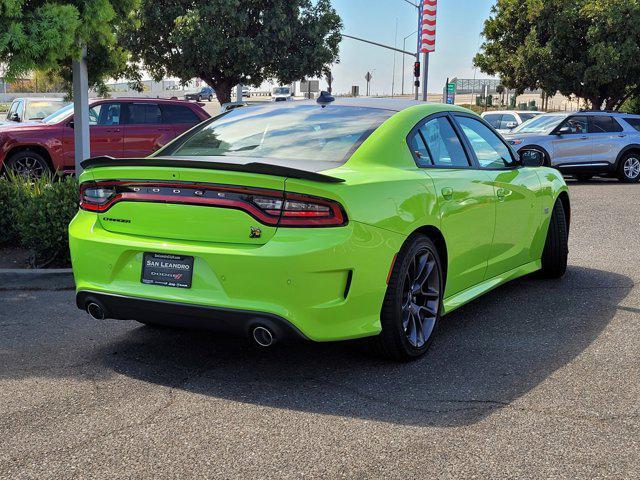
[281,97,437,112]
[89,97,198,105]
[13,97,65,103]
[483,110,541,115]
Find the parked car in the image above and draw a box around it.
[481,110,543,134]
[271,86,292,102]
[1,97,68,125]
[0,98,209,177]
[185,87,214,102]
[70,99,569,361]
[503,111,640,182]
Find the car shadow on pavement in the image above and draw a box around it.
[94,266,632,428]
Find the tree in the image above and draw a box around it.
[474,0,640,110]
[128,0,342,104]
[0,1,139,93]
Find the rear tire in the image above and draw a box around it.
[374,236,443,361]
[5,150,51,178]
[197,95,202,102]
[617,153,640,183]
[540,200,568,278]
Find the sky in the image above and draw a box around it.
[328,0,497,95]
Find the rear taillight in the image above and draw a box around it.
[79,181,347,227]
[79,183,120,212]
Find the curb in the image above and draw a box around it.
[0,268,75,291]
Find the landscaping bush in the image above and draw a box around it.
[0,176,25,244]
[1,174,78,267]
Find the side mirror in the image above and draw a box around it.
[10,113,20,122]
[505,121,518,130]
[556,126,571,135]
[519,149,545,167]
[68,121,74,129]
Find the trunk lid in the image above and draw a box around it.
[86,165,288,245]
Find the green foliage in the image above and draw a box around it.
[0,1,139,93]
[127,0,342,103]
[0,175,78,267]
[475,0,640,110]
[621,96,640,114]
[0,175,25,244]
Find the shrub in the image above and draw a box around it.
[3,174,78,267]
[0,176,25,244]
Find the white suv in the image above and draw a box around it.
[482,110,543,134]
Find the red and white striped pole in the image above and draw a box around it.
[418,0,437,101]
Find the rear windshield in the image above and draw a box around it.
[162,104,393,164]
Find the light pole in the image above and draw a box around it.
[401,30,417,96]
[399,0,422,100]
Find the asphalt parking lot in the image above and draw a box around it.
[1,179,638,479]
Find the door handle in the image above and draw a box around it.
[618,134,627,138]
[441,187,453,200]
[580,135,588,140]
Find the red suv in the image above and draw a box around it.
[0,98,210,177]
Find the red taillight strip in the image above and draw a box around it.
[79,180,347,227]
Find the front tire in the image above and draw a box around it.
[540,200,568,278]
[618,153,640,183]
[374,236,443,361]
[208,95,213,102]
[5,150,51,178]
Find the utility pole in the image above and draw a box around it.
[72,45,90,175]
[391,18,398,97]
[401,30,417,96]
[422,51,429,101]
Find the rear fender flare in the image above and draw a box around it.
[614,144,640,169]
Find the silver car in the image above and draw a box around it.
[503,111,640,183]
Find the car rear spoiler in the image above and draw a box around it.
[80,156,345,183]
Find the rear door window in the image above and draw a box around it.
[162,105,200,124]
[408,131,432,166]
[591,116,623,133]
[418,117,470,168]
[126,103,162,125]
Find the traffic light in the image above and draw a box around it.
[413,62,421,78]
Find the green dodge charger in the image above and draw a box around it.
[69,98,569,360]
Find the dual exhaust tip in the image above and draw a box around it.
[85,301,276,347]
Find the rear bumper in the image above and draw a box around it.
[76,290,307,341]
[69,210,405,342]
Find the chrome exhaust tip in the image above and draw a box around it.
[87,302,105,320]
[252,326,275,347]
